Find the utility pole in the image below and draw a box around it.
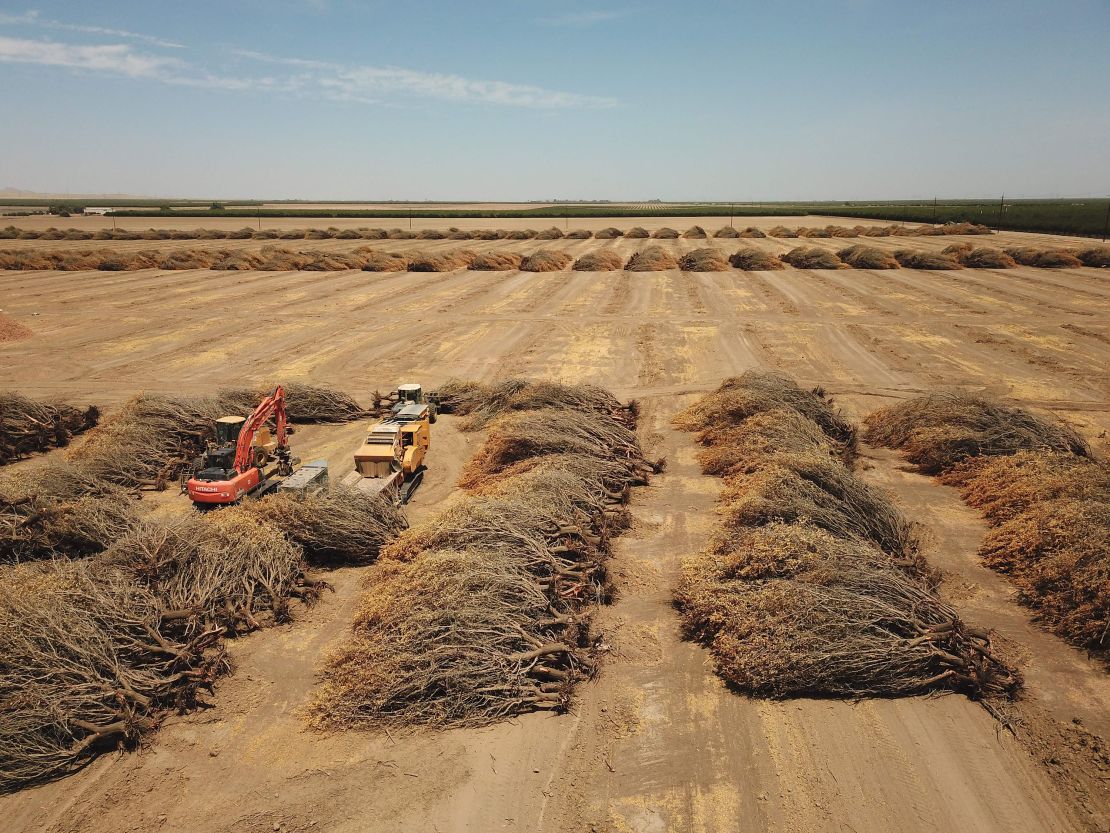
[932,196,937,224]
[996,194,1005,231]
[408,208,412,231]
[730,203,735,228]
[1103,201,1109,242]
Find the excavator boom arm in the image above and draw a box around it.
[233,385,288,473]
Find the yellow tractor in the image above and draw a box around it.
[341,383,434,504]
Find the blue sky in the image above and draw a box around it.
[0,0,1107,200]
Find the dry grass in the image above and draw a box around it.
[520,250,573,272]
[729,249,785,271]
[594,227,623,239]
[674,370,857,449]
[859,225,893,237]
[310,383,650,729]
[943,244,1017,268]
[836,245,900,270]
[825,226,859,238]
[796,227,831,238]
[893,250,963,270]
[767,226,798,238]
[239,484,407,566]
[572,250,623,271]
[625,227,650,238]
[1004,247,1084,268]
[737,227,766,238]
[417,229,446,240]
[506,229,537,240]
[1076,246,1110,267]
[565,229,593,239]
[1,393,99,466]
[865,393,1088,474]
[535,227,564,239]
[407,249,477,272]
[448,228,475,240]
[626,245,679,271]
[652,227,680,239]
[682,226,708,239]
[361,251,410,272]
[713,227,741,238]
[674,375,1018,702]
[779,246,846,270]
[469,252,524,271]
[678,247,729,272]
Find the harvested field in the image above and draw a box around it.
[677,247,729,271]
[626,245,679,271]
[572,250,622,271]
[1,214,1107,833]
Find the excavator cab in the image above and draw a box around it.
[194,416,245,481]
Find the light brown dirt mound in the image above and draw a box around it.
[625,226,650,238]
[468,252,524,271]
[767,225,799,238]
[893,250,963,270]
[836,245,900,269]
[678,247,729,272]
[565,229,593,239]
[572,250,623,271]
[682,225,708,239]
[626,245,679,271]
[0,313,32,343]
[652,227,680,238]
[1005,247,1084,268]
[520,250,573,272]
[729,248,786,271]
[594,227,623,239]
[713,226,741,238]
[780,246,846,269]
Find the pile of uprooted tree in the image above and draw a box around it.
[865,392,1107,659]
[0,382,405,792]
[310,379,660,730]
[674,371,1020,701]
[0,392,99,466]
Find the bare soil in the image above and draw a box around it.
[0,221,1108,832]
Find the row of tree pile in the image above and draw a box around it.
[0,392,99,466]
[5,244,1106,272]
[309,380,658,730]
[673,371,1020,701]
[1,473,405,790]
[865,392,1108,659]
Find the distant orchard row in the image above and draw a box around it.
[0,222,993,242]
[2,243,1106,272]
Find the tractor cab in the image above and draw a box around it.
[193,416,245,481]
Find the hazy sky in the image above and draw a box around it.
[1,0,1107,200]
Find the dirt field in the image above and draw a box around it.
[0,219,1107,833]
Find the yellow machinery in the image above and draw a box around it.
[341,383,434,503]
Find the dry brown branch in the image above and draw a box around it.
[836,245,900,270]
[728,248,785,271]
[0,392,99,465]
[779,246,846,269]
[893,250,963,270]
[520,250,573,272]
[626,245,679,271]
[573,250,623,271]
[678,248,729,271]
[469,252,524,271]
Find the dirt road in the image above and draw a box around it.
[1,233,1107,832]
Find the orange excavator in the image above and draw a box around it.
[186,386,295,505]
